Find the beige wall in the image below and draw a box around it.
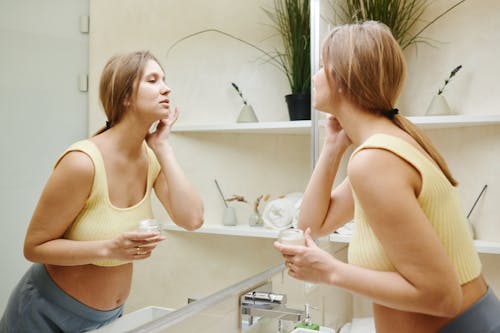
[400,0,500,116]
[89,0,500,325]
[88,0,290,132]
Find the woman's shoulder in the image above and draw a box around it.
[54,140,96,176]
[348,136,422,199]
[55,149,94,175]
[348,146,399,182]
[49,149,95,198]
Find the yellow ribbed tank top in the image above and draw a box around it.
[348,134,481,284]
[57,140,161,267]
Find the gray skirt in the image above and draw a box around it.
[439,287,500,333]
[0,263,123,333]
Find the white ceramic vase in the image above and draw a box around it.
[248,212,263,227]
[222,207,237,226]
[426,94,453,116]
[236,104,258,123]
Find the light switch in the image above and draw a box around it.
[78,74,88,92]
[80,15,89,33]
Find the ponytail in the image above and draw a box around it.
[392,114,458,186]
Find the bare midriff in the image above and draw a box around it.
[373,275,488,333]
[45,263,133,311]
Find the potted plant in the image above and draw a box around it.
[166,0,311,121]
[264,0,311,120]
[330,0,465,50]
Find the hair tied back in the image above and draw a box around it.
[388,108,399,119]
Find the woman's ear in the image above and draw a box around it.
[123,97,131,107]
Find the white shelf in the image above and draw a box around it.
[474,240,500,254]
[410,114,500,129]
[164,224,500,254]
[163,223,280,239]
[171,115,500,135]
[322,114,500,130]
[330,233,500,255]
[172,120,311,135]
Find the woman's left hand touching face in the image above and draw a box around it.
[274,228,339,284]
[146,106,179,149]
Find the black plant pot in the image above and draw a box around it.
[285,93,311,121]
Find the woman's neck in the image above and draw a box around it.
[96,116,151,160]
[336,103,398,147]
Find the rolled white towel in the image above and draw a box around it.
[262,198,295,230]
[285,193,303,228]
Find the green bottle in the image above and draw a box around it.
[293,304,320,330]
[293,322,320,330]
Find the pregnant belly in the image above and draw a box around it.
[45,263,133,310]
[373,275,487,333]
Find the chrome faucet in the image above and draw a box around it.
[240,283,305,327]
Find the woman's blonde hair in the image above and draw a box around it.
[322,21,457,185]
[94,50,162,135]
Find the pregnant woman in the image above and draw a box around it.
[1,50,203,332]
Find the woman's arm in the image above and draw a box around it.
[276,148,462,317]
[298,116,354,237]
[24,152,162,265]
[152,147,204,231]
[344,148,462,316]
[148,107,204,231]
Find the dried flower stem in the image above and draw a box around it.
[438,65,462,95]
[231,83,248,105]
[226,195,248,204]
[254,194,270,214]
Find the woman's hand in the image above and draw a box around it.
[146,106,179,149]
[106,231,166,261]
[324,114,351,150]
[274,228,338,284]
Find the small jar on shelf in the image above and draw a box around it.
[248,194,270,227]
[248,212,264,227]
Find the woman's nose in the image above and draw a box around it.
[161,82,171,94]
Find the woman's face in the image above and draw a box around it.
[312,67,338,114]
[133,59,171,121]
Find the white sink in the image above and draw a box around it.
[91,306,173,332]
